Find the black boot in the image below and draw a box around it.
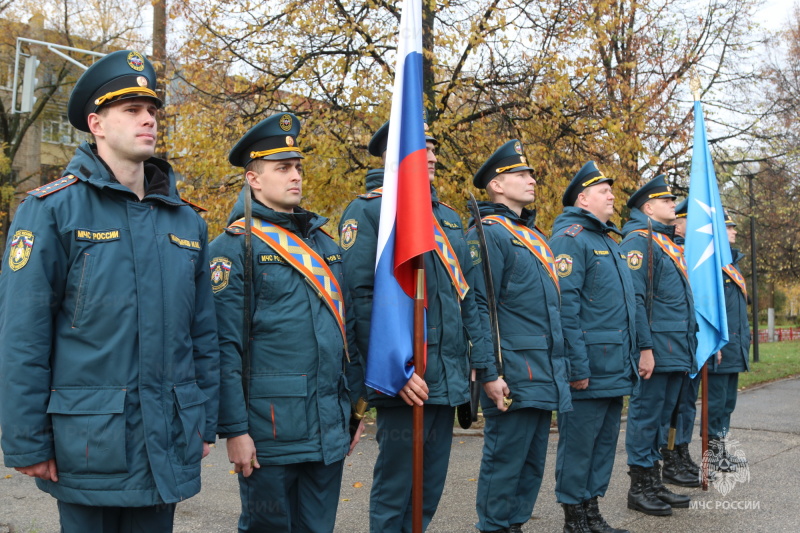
[583,497,629,533]
[676,443,700,476]
[709,439,737,473]
[661,447,700,487]
[649,462,691,508]
[508,525,524,533]
[626,465,672,516]
[562,503,592,533]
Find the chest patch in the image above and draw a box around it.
[440,218,461,230]
[210,257,232,293]
[75,229,121,243]
[169,234,201,250]
[468,240,481,265]
[593,250,609,255]
[555,254,573,277]
[511,238,527,248]
[325,253,342,264]
[258,254,287,265]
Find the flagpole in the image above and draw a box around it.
[701,362,709,490]
[412,255,425,533]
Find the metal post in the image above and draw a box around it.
[748,172,759,363]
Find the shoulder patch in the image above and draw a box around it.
[626,250,644,270]
[210,257,232,293]
[341,219,358,250]
[358,189,383,200]
[317,227,336,241]
[27,175,79,198]
[8,230,34,271]
[555,254,573,277]
[181,198,207,213]
[437,200,457,212]
[564,224,583,237]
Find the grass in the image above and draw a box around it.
[739,340,800,389]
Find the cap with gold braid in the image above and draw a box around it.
[626,174,677,209]
[473,140,534,189]
[675,199,688,218]
[228,113,303,168]
[724,210,736,227]
[68,50,162,133]
[562,161,614,207]
[368,118,437,157]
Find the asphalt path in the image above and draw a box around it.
[2,377,798,532]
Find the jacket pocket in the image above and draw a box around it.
[249,374,309,442]
[500,335,550,383]
[173,381,208,465]
[47,387,127,476]
[584,330,625,376]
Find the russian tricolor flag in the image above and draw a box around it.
[365,0,436,396]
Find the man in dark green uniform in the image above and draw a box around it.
[660,199,702,486]
[620,176,695,516]
[707,212,750,467]
[550,161,637,533]
[339,121,494,532]
[468,140,572,533]
[0,50,220,532]
[210,113,363,532]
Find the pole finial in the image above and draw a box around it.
[690,69,702,101]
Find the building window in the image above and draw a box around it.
[43,114,80,145]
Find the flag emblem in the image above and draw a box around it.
[8,230,34,271]
[627,250,643,270]
[341,219,358,250]
[555,254,573,277]
[210,257,232,293]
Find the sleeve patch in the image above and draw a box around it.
[341,219,358,250]
[8,230,34,271]
[627,250,644,270]
[555,254,573,277]
[468,240,481,265]
[210,257,232,293]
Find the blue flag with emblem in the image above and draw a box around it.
[686,100,731,372]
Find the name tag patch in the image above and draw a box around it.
[325,253,342,264]
[169,234,201,250]
[259,254,287,264]
[593,250,609,255]
[440,219,461,230]
[75,229,120,242]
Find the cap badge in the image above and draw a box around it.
[279,114,293,132]
[514,141,523,154]
[136,76,149,87]
[127,51,145,72]
[286,136,295,147]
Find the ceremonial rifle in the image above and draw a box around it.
[467,193,511,411]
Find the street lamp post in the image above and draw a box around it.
[746,164,760,363]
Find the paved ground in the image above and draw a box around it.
[2,376,798,532]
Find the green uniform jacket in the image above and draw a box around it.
[0,142,220,507]
[466,202,572,416]
[210,191,354,466]
[621,209,697,373]
[339,170,494,407]
[711,248,751,373]
[550,207,638,399]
